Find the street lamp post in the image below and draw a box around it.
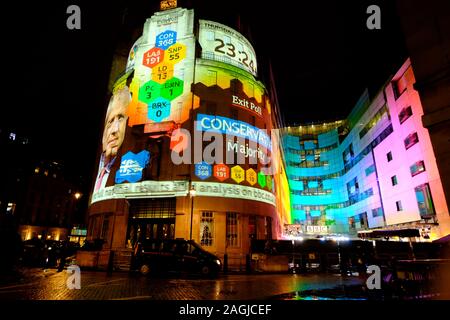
[189,183,196,241]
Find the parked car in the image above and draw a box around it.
[133,239,221,277]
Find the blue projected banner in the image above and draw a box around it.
[115,150,150,184]
[196,114,272,151]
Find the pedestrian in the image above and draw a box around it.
[57,240,68,272]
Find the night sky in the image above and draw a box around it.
[4,0,408,191]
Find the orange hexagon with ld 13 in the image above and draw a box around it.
[142,47,164,68]
[151,63,174,84]
[246,168,257,186]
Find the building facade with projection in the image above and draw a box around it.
[283,58,450,241]
[86,5,290,269]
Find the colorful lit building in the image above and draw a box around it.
[282,59,450,241]
[86,5,290,270]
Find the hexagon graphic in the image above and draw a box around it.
[142,47,164,68]
[213,164,230,182]
[195,162,212,180]
[266,175,273,190]
[155,30,177,50]
[161,77,184,101]
[246,168,257,186]
[231,165,245,184]
[138,80,161,104]
[151,63,174,84]
[258,171,267,188]
[165,43,186,65]
[148,97,171,122]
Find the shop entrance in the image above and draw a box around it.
[127,198,176,247]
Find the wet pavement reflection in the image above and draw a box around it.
[0,268,364,300]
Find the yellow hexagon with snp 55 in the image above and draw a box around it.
[165,43,186,65]
[231,165,245,184]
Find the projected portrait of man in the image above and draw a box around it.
[94,86,131,192]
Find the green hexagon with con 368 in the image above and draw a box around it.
[160,77,184,101]
[138,80,161,104]
[148,97,171,122]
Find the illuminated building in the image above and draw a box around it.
[86,5,290,269]
[283,58,450,241]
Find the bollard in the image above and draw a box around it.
[223,254,228,274]
[107,250,115,276]
[246,254,251,274]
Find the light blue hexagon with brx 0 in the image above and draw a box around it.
[138,80,161,104]
[155,30,177,50]
[161,77,184,101]
[115,150,150,184]
[148,97,171,122]
[195,162,212,180]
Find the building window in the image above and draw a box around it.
[200,211,214,246]
[404,132,419,150]
[264,216,272,240]
[100,216,110,241]
[415,183,435,217]
[206,102,217,114]
[248,215,257,240]
[391,175,398,186]
[392,77,407,100]
[387,151,393,162]
[396,201,403,211]
[230,108,238,119]
[372,207,384,218]
[410,161,426,177]
[398,106,413,124]
[365,164,376,176]
[226,212,239,247]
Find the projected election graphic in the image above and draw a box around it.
[125,8,195,127]
[198,20,258,76]
[115,150,150,184]
[196,114,272,151]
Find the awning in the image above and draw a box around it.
[358,228,420,239]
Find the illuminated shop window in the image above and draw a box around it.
[9,132,16,141]
[200,211,214,246]
[396,200,403,211]
[391,175,398,186]
[415,183,435,217]
[398,106,413,124]
[34,167,40,174]
[410,161,426,177]
[404,132,419,150]
[371,207,384,218]
[226,212,239,247]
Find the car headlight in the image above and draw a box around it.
[215,259,221,265]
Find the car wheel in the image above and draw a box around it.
[201,265,211,276]
[140,264,151,276]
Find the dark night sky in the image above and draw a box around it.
[3,0,408,191]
